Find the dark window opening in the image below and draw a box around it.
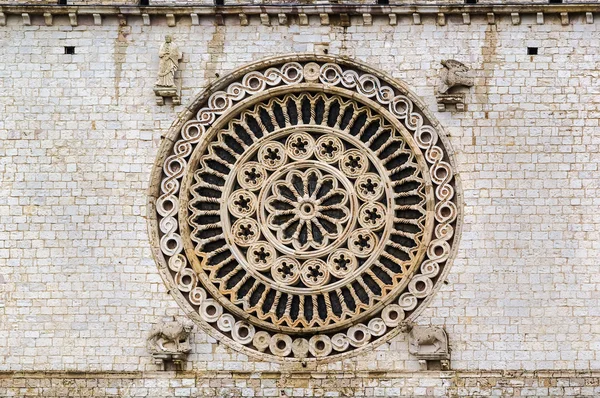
[549,0,562,3]
[377,0,389,5]
[58,0,67,4]
[215,0,224,5]
[139,0,149,5]
[465,0,477,4]
[64,46,75,55]
[527,47,538,55]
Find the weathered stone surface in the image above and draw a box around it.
[1,371,600,397]
[0,1,599,395]
[151,55,459,363]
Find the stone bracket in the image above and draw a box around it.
[154,86,181,106]
[436,93,467,112]
[151,353,188,371]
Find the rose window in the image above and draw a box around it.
[150,57,461,362]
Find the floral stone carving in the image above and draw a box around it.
[148,55,462,363]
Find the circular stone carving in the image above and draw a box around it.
[149,55,462,363]
[260,162,355,258]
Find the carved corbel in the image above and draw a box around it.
[436,59,474,112]
[44,13,53,26]
[69,13,78,27]
[407,325,450,370]
[147,317,194,370]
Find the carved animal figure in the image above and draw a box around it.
[408,326,447,355]
[147,318,194,354]
[438,59,474,94]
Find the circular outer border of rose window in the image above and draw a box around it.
[147,54,464,364]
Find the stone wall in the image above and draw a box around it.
[0,1,599,396]
[6,0,600,5]
[2,371,600,397]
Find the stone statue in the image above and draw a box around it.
[437,59,474,94]
[408,326,448,355]
[155,35,181,88]
[436,59,474,112]
[154,35,183,105]
[147,317,194,370]
[147,317,194,354]
[406,325,450,370]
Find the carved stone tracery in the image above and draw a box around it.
[188,93,430,334]
[149,55,462,362]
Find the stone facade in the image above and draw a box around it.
[1,1,599,396]
[3,371,600,397]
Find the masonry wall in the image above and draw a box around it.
[0,5,599,396]
[6,0,600,5]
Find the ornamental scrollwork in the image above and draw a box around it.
[149,55,462,362]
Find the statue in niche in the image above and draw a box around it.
[436,59,474,112]
[154,35,183,105]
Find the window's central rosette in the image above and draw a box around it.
[222,128,392,293]
[263,164,353,253]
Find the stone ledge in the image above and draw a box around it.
[0,4,596,27]
[0,3,598,17]
[1,370,599,397]
[2,369,600,379]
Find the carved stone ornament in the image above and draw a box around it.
[148,55,463,363]
[436,59,474,112]
[154,35,183,106]
[407,325,450,370]
[147,317,194,370]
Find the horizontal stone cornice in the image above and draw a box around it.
[0,3,598,17]
[2,369,600,379]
